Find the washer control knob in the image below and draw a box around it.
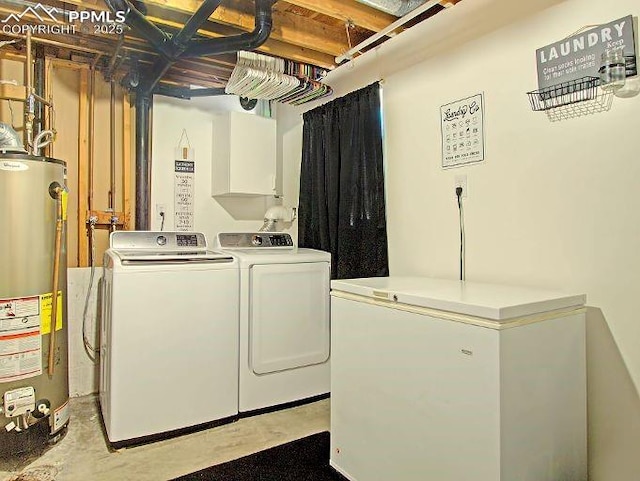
[251,235,263,246]
[156,235,167,246]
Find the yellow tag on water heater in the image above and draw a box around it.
[40,291,63,334]
[61,189,68,221]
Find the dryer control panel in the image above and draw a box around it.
[218,232,294,249]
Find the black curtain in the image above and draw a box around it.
[298,82,389,280]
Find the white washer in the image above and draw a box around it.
[100,231,239,446]
[217,232,331,413]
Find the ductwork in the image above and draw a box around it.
[106,0,274,95]
[355,0,428,17]
[0,122,25,152]
[105,0,173,59]
[134,93,152,230]
[154,85,227,100]
[182,1,273,58]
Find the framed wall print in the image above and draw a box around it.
[441,93,485,169]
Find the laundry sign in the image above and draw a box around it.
[174,130,195,232]
[536,15,636,89]
[441,93,485,169]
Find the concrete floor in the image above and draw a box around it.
[0,395,330,481]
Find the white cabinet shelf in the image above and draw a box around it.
[211,111,277,196]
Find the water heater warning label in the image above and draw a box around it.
[0,297,39,320]
[0,296,43,383]
[53,399,70,432]
[40,292,63,335]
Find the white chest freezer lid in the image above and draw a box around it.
[331,277,586,320]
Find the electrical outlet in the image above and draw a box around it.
[155,203,166,221]
[454,175,468,198]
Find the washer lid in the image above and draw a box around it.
[111,249,233,264]
[109,231,234,264]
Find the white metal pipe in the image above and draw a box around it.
[335,0,454,64]
[33,129,55,156]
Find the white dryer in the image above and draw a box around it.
[100,231,239,446]
[217,232,331,413]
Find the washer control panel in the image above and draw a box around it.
[218,232,294,249]
[110,231,207,250]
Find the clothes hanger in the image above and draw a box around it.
[226,51,330,103]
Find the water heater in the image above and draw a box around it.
[0,153,70,459]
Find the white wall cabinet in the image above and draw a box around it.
[212,111,277,196]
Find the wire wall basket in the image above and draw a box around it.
[526,76,615,122]
[544,88,614,122]
[527,76,600,111]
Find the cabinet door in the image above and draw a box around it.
[212,111,277,196]
[229,113,276,195]
[330,296,500,481]
[249,262,330,374]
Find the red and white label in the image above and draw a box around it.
[0,296,42,383]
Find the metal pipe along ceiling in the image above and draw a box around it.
[355,0,428,17]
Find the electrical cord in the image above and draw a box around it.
[456,187,465,281]
[159,211,165,231]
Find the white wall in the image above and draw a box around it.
[279,0,640,479]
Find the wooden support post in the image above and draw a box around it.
[122,92,132,230]
[77,69,89,267]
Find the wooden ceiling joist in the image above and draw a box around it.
[130,0,349,59]
[280,0,397,33]
[0,0,459,90]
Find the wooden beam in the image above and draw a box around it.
[50,58,91,71]
[2,1,337,84]
[202,0,348,57]
[57,0,346,56]
[0,84,27,102]
[255,38,335,69]
[87,210,128,227]
[122,93,132,231]
[140,11,337,69]
[270,10,348,57]
[77,68,89,267]
[124,0,345,61]
[280,0,397,32]
[3,1,336,74]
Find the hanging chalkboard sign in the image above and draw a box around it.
[535,15,636,90]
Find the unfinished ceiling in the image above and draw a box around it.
[0,0,461,92]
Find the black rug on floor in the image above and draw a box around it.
[172,432,347,481]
